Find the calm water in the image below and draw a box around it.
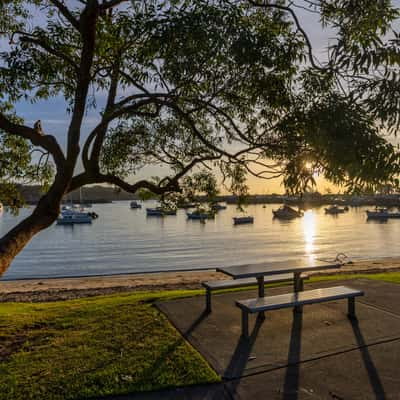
[1,202,400,280]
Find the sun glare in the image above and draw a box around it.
[302,210,316,256]
[305,161,313,170]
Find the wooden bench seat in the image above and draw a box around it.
[202,273,307,312]
[236,285,364,338]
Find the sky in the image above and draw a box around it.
[10,0,400,195]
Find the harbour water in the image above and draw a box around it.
[1,202,400,280]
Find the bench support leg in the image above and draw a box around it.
[205,289,212,313]
[294,272,304,313]
[348,297,356,319]
[257,276,265,319]
[241,309,249,339]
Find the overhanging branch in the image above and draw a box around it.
[0,113,65,167]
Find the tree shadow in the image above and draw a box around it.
[350,318,386,399]
[282,310,303,400]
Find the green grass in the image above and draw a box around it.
[0,271,399,400]
[0,290,219,400]
[309,271,400,284]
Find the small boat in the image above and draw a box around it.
[272,205,303,220]
[325,205,349,214]
[366,208,400,219]
[177,202,196,209]
[233,216,254,225]
[57,208,93,225]
[186,209,215,220]
[130,201,142,209]
[162,208,177,215]
[211,203,227,211]
[146,207,177,216]
[146,208,164,216]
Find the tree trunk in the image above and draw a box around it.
[0,188,64,278]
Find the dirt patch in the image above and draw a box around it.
[0,282,204,303]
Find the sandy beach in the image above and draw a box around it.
[1,257,400,302]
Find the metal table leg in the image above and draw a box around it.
[294,272,303,313]
[257,276,265,319]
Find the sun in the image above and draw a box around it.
[304,161,313,171]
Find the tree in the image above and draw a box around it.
[0,0,399,276]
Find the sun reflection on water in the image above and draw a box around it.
[302,209,316,257]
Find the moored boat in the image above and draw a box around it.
[130,201,142,209]
[177,202,196,209]
[186,209,215,220]
[325,205,349,214]
[211,203,227,211]
[56,208,93,225]
[272,205,303,220]
[146,207,177,216]
[233,216,254,225]
[366,208,400,219]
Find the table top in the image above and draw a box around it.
[216,259,341,279]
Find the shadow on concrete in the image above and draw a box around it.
[282,310,303,400]
[351,318,386,399]
[225,314,265,391]
[183,309,209,338]
[226,310,304,399]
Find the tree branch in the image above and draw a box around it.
[49,0,80,31]
[69,155,221,194]
[89,58,121,168]
[19,36,79,72]
[0,113,65,167]
[100,0,128,10]
[248,0,325,72]
[66,0,98,167]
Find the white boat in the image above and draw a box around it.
[325,205,349,214]
[56,207,93,225]
[366,208,400,219]
[272,205,303,220]
[130,201,142,209]
[233,216,254,225]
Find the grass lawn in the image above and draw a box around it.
[0,290,219,400]
[0,271,399,399]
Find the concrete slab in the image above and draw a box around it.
[319,278,400,316]
[157,280,400,380]
[102,338,400,400]
[227,339,400,399]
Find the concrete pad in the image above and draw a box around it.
[157,280,400,379]
[228,339,400,399]
[323,278,400,316]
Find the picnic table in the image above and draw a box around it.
[214,259,364,338]
[217,259,341,298]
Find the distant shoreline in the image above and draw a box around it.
[1,256,400,303]
[21,193,400,207]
